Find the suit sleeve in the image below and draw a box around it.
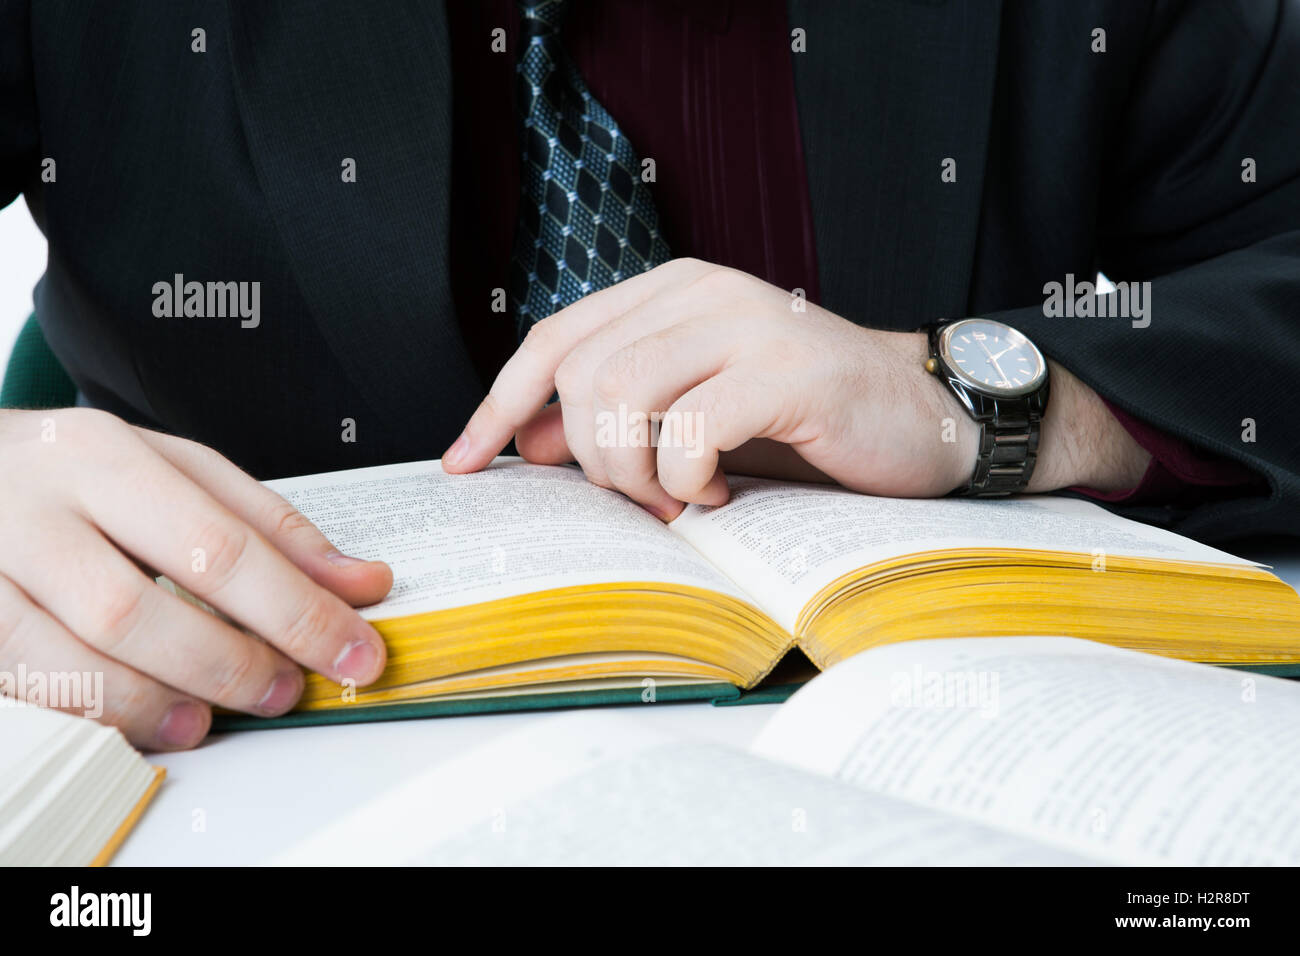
[0,0,36,211]
[1075,399,1268,506]
[992,0,1300,542]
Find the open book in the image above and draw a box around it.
[0,701,164,865]
[209,458,1300,728]
[272,637,1300,865]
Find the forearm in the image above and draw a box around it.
[1024,361,1151,494]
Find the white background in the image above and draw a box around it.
[0,199,46,373]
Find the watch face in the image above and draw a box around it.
[938,319,1047,397]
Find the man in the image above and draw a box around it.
[0,0,1296,749]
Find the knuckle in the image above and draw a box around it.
[689,384,730,424]
[655,465,691,500]
[662,256,704,275]
[56,407,126,444]
[573,453,615,490]
[277,591,340,662]
[688,266,745,298]
[264,497,316,540]
[98,681,170,734]
[190,520,251,589]
[591,365,625,410]
[595,344,661,407]
[32,408,113,460]
[207,644,258,704]
[91,681,142,730]
[172,434,227,468]
[90,582,151,655]
[553,354,587,403]
[520,316,559,355]
[685,384,744,440]
[0,584,33,666]
[56,406,114,431]
[91,695,135,734]
[601,452,651,489]
[478,389,507,424]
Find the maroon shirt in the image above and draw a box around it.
[446,0,1258,504]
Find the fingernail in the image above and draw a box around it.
[334,636,381,683]
[643,502,683,523]
[325,550,367,567]
[443,432,469,467]
[257,669,304,715]
[156,700,208,749]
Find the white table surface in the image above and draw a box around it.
[114,545,1300,866]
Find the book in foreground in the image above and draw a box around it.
[211,458,1300,728]
[0,702,164,865]
[272,637,1300,865]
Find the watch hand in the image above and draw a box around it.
[973,340,1009,383]
[974,340,1008,382]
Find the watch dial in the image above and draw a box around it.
[942,319,1045,394]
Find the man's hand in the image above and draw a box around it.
[443,259,1151,514]
[0,408,392,750]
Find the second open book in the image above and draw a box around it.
[208,457,1300,727]
[273,637,1300,865]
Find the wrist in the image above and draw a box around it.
[1025,361,1151,493]
[943,406,981,493]
[905,331,981,493]
[844,328,981,497]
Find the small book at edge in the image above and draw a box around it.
[0,701,164,865]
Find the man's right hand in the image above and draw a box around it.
[0,408,392,750]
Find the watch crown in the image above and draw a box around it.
[924,357,938,374]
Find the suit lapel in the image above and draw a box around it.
[223,0,1001,436]
[226,0,484,436]
[789,0,1003,329]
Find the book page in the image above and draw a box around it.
[670,477,1254,631]
[0,703,158,866]
[271,711,1087,865]
[752,637,1300,865]
[265,458,748,617]
[0,699,77,783]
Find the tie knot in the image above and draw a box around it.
[519,0,568,37]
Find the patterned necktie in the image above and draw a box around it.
[509,0,673,339]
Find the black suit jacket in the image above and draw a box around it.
[2,0,1298,542]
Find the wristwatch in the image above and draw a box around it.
[924,318,1050,496]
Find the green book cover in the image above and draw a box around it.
[212,681,745,732]
[210,658,1298,733]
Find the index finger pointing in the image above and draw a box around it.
[442,258,712,473]
[77,448,388,688]
[137,429,393,608]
